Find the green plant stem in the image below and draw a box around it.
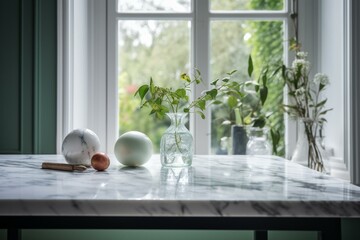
[234,108,242,125]
[303,121,324,172]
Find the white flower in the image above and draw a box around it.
[314,73,329,85]
[295,87,305,96]
[296,51,308,59]
[292,59,310,74]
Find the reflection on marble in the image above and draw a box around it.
[0,155,359,217]
[160,167,194,199]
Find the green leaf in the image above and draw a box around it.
[183,108,190,113]
[155,98,162,105]
[175,88,186,98]
[207,89,218,99]
[195,68,201,76]
[212,100,223,105]
[150,78,155,94]
[319,83,325,91]
[253,118,266,128]
[222,77,230,83]
[156,112,165,119]
[181,73,191,83]
[283,104,298,109]
[281,65,287,80]
[319,117,327,123]
[262,72,268,87]
[228,95,238,109]
[265,111,273,118]
[316,99,327,108]
[270,129,280,155]
[319,108,333,116]
[172,99,179,105]
[248,55,254,78]
[260,87,268,105]
[244,115,252,125]
[245,81,259,87]
[196,111,206,119]
[135,85,149,101]
[227,69,237,75]
[211,79,219,86]
[270,66,282,79]
[197,100,206,110]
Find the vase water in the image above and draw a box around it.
[160,113,193,167]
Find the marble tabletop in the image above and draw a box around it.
[0,154,359,217]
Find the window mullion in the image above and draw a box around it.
[107,0,118,153]
[192,0,210,154]
[114,12,194,20]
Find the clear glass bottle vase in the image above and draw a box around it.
[291,120,331,174]
[246,127,272,155]
[160,113,193,167]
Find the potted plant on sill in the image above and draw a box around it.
[212,55,281,155]
[135,70,225,167]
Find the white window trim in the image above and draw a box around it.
[296,0,352,180]
[57,0,108,153]
[57,0,356,182]
[106,0,292,155]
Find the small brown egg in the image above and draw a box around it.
[91,152,110,171]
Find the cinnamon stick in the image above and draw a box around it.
[41,162,87,172]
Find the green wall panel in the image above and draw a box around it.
[34,0,57,154]
[0,0,56,154]
[0,0,21,153]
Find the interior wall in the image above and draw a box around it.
[0,0,57,154]
[318,0,344,160]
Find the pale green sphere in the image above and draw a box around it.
[114,131,153,166]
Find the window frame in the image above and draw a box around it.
[57,0,355,181]
[106,0,294,155]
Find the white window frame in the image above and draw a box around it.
[296,0,351,180]
[57,0,356,182]
[106,0,294,155]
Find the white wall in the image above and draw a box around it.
[319,0,344,160]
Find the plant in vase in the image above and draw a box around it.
[281,51,332,173]
[135,70,223,167]
[212,55,280,155]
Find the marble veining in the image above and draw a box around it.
[0,155,359,217]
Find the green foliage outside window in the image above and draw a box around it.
[118,0,285,155]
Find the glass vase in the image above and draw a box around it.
[246,127,272,155]
[291,119,331,174]
[160,113,193,167]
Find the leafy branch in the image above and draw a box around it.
[135,69,226,119]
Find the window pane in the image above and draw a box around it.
[210,20,284,155]
[118,20,190,153]
[210,0,284,11]
[117,0,191,12]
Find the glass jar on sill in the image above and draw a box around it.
[246,127,272,155]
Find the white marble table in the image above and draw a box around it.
[0,154,359,240]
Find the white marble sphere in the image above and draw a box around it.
[62,129,101,166]
[114,131,153,167]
